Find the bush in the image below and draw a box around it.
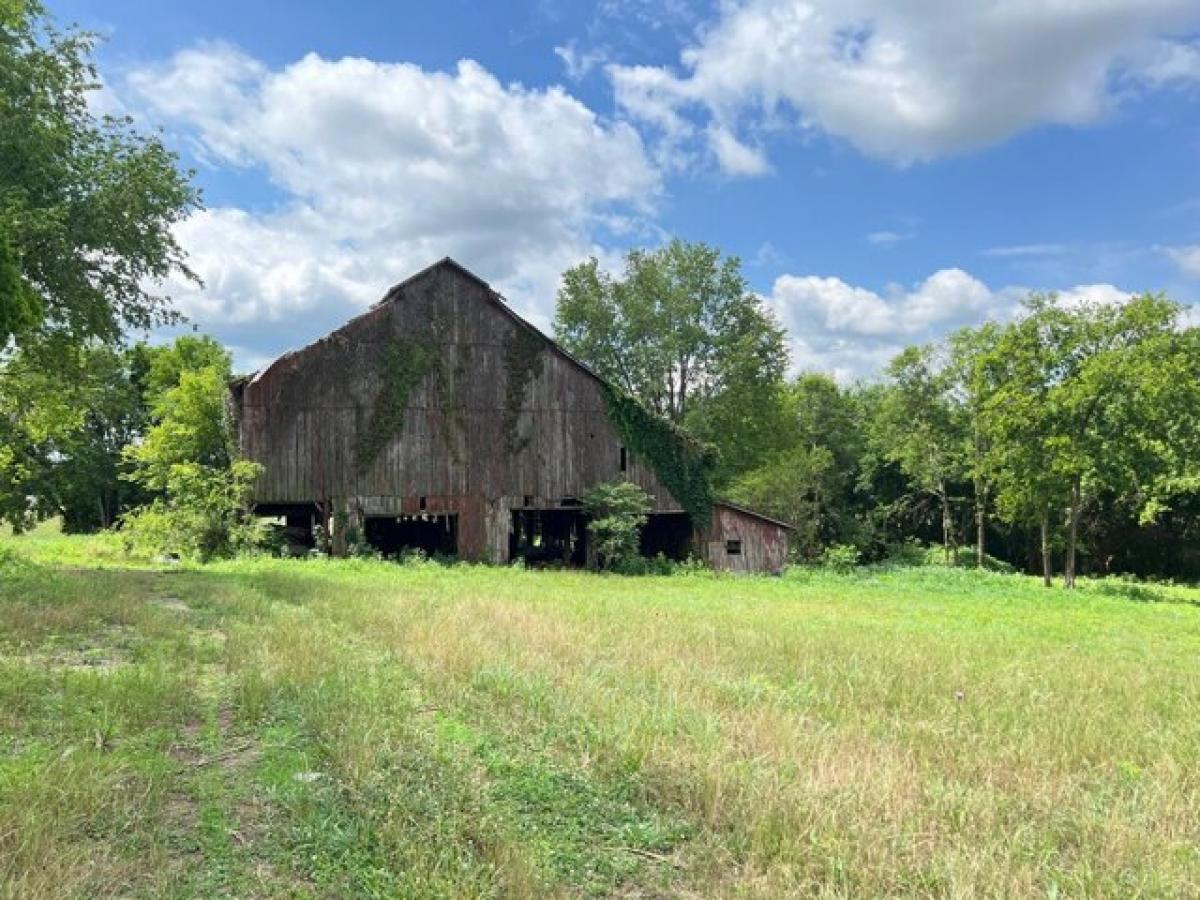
[818,543,861,573]
[121,460,263,562]
[582,480,653,572]
[883,537,927,567]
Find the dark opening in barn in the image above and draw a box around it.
[640,513,694,561]
[253,502,320,553]
[510,508,587,567]
[364,514,457,558]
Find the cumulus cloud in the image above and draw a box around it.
[609,0,1200,170]
[126,43,659,365]
[764,268,1132,381]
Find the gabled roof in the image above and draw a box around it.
[245,257,609,391]
[713,499,795,531]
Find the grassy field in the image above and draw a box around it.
[2,530,1199,898]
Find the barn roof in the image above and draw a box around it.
[242,256,609,392]
[713,499,796,531]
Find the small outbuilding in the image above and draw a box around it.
[229,258,792,573]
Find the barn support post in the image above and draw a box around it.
[330,498,354,557]
[483,497,513,564]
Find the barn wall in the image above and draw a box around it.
[235,262,682,562]
[697,504,789,574]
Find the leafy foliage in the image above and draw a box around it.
[975,292,1198,586]
[357,339,437,473]
[0,341,152,531]
[600,384,717,528]
[121,459,263,561]
[0,1,199,350]
[582,479,653,572]
[502,326,545,453]
[124,365,233,491]
[555,240,788,480]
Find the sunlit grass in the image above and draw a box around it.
[2,532,1199,897]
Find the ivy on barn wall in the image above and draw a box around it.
[503,326,545,453]
[356,338,437,473]
[600,384,719,528]
[428,306,468,465]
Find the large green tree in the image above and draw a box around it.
[554,240,789,481]
[946,323,1002,568]
[0,342,151,531]
[1,0,199,350]
[979,293,1197,588]
[870,345,966,563]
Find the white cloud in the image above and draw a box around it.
[707,123,770,176]
[1165,244,1200,279]
[866,230,911,246]
[127,43,660,365]
[765,268,1132,380]
[554,41,609,80]
[609,1,1200,171]
[982,243,1069,258]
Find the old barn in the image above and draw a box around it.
[229,258,790,573]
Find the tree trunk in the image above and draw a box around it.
[940,481,953,566]
[975,480,987,569]
[1040,509,1052,588]
[1064,478,1082,590]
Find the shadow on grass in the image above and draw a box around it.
[1087,579,1198,606]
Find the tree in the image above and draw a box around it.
[947,323,1002,568]
[124,363,233,492]
[728,445,835,558]
[1,1,199,351]
[870,345,966,563]
[0,341,151,531]
[122,349,260,560]
[0,335,234,533]
[142,335,230,403]
[554,240,788,481]
[728,373,869,558]
[979,293,1194,588]
[582,480,653,572]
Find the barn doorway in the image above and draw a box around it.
[364,514,457,559]
[510,508,587,567]
[640,512,693,561]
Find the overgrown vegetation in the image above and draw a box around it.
[3,529,1200,897]
[601,384,717,528]
[356,339,437,473]
[502,326,545,453]
[581,479,653,571]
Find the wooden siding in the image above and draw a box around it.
[698,503,790,575]
[234,260,682,561]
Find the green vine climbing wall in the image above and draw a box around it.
[600,383,719,528]
[356,338,437,473]
[503,326,545,453]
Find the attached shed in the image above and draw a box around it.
[229,258,791,573]
[697,501,793,575]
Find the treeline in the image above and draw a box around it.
[556,244,1200,586]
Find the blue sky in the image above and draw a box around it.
[55,0,1200,378]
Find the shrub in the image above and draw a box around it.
[818,543,861,573]
[121,460,263,562]
[582,480,653,572]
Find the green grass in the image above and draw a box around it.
[2,531,1200,897]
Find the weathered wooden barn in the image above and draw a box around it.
[229,258,790,573]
